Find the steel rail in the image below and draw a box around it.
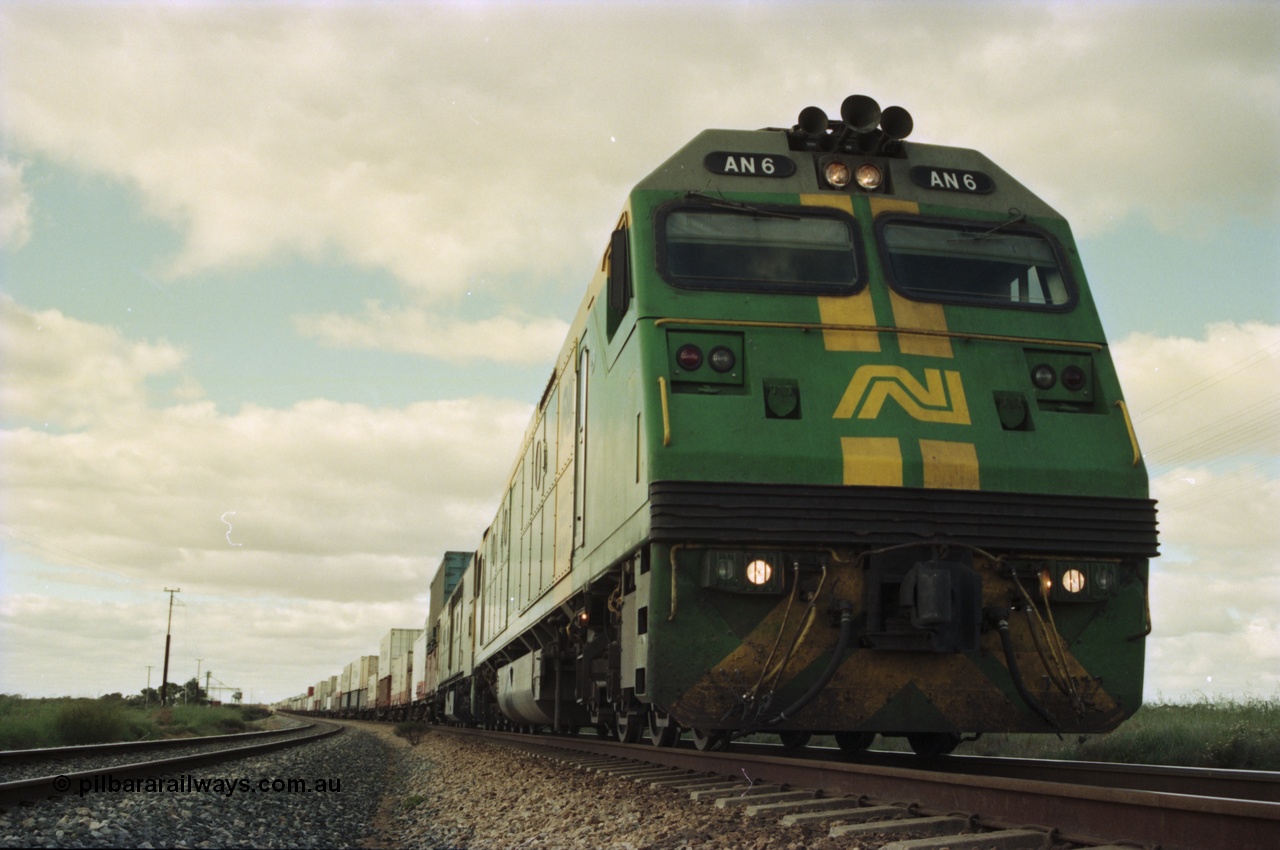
[0,721,342,809]
[0,722,313,764]
[435,726,1280,850]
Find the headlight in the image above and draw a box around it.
[700,550,785,594]
[745,558,773,586]
[854,163,884,190]
[823,161,852,188]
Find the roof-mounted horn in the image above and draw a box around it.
[786,95,912,156]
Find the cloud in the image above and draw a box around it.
[0,157,32,249]
[2,2,1274,295]
[294,300,569,364]
[3,394,529,600]
[1112,322,1280,699]
[1,293,532,696]
[0,295,194,429]
[1112,321,1279,470]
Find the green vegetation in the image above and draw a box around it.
[0,694,274,750]
[848,697,1280,770]
[393,721,431,745]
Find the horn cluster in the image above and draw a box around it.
[788,95,913,155]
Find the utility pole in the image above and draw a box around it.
[195,658,202,704]
[161,588,180,707]
[145,666,153,707]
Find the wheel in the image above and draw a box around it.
[691,728,730,751]
[907,732,961,758]
[648,709,679,747]
[778,731,812,751]
[615,711,643,743]
[834,731,875,754]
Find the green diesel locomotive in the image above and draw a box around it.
[434,95,1158,756]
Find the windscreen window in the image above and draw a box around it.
[878,217,1075,309]
[660,205,860,294]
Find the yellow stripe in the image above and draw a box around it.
[868,197,953,359]
[920,440,980,490]
[841,437,903,486]
[801,194,879,353]
[889,291,953,358]
[1115,400,1142,467]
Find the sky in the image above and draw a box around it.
[1,0,1277,708]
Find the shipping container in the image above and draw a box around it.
[412,628,428,701]
[379,628,422,679]
[391,651,414,706]
[359,654,378,684]
[428,551,473,636]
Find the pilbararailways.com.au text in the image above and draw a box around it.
[56,774,343,798]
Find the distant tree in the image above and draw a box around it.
[181,677,208,705]
[99,692,124,702]
[127,687,160,708]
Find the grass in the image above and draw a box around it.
[814,697,1280,770]
[0,695,274,750]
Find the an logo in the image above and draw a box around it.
[833,365,970,424]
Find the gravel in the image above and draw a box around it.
[361,721,861,849]
[0,726,388,848]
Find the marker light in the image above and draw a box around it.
[1061,364,1087,392]
[1061,568,1086,594]
[708,346,736,373]
[824,161,852,188]
[1031,364,1057,389]
[746,558,774,586]
[854,163,884,190]
[676,344,703,371]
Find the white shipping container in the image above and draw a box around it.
[379,628,422,677]
[340,663,352,694]
[390,651,413,706]
[359,655,378,683]
[412,629,428,701]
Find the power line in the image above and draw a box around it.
[1130,338,1280,424]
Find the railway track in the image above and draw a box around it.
[433,726,1279,850]
[0,720,341,809]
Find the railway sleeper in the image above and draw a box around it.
[550,747,1067,850]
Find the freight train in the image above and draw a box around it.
[281,95,1158,756]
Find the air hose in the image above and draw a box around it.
[997,618,1061,735]
[766,605,854,726]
